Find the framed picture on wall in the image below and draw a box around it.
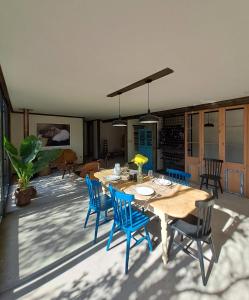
[37,123,70,147]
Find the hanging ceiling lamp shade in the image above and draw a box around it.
[139,80,159,124]
[204,112,214,127]
[112,93,127,127]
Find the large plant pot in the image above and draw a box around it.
[15,186,37,207]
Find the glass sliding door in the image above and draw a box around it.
[187,113,199,157]
[204,111,219,159]
[225,108,244,164]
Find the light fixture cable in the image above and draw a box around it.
[147,82,150,113]
[118,93,121,117]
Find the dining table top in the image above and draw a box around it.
[94,169,210,219]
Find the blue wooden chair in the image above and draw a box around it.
[166,168,191,186]
[84,175,113,243]
[106,185,153,274]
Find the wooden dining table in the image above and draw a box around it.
[94,169,210,266]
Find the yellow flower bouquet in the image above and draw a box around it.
[131,154,148,166]
[131,154,148,183]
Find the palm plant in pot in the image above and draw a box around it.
[4,135,61,206]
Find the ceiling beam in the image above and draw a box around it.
[107,67,174,97]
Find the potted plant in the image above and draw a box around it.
[4,135,61,206]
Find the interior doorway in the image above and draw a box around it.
[100,121,127,168]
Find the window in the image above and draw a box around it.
[0,93,10,221]
[204,111,219,159]
[187,113,199,157]
[225,108,244,163]
[0,99,3,219]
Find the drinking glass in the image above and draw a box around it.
[148,170,153,179]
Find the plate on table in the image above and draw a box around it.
[135,186,154,196]
[105,175,121,181]
[153,178,172,186]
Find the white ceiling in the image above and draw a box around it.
[1,0,249,119]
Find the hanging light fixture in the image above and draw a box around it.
[112,93,127,127]
[204,112,214,127]
[139,80,159,124]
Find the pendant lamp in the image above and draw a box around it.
[112,93,127,127]
[204,112,214,127]
[139,80,159,124]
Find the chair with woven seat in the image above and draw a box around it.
[166,168,191,186]
[80,160,100,179]
[84,175,113,243]
[52,149,78,179]
[167,195,217,286]
[106,185,153,274]
[200,158,223,198]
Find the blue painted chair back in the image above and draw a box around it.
[166,168,191,186]
[109,185,134,228]
[85,175,102,209]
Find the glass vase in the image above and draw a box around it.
[137,164,143,183]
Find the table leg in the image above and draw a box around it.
[160,213,169,265]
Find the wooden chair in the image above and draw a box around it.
[80,161,100,179]
[167,195,217,286]
[53,149,77,178]
[200,158,223,198]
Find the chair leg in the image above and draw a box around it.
[214,180,219,199]
[144,226,153,252]
[205,178,209,189]
[125,232,131,274]
[167,228,175,259]
[209,236,218,263]
[200,177,204,190]
[106,222,116,251]
[84,208,91,228]
[180,233,184,242]
[218,180,223,194]
[94,212,100,244]
[197,241,206,286]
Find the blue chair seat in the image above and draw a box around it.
[91,194,112,211]
[120,209,150,232]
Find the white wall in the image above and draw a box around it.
[11,113,84,163]
[10,113,24,148]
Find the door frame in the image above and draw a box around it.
[185,104,248,196]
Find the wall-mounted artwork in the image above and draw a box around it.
[37,123,70,147]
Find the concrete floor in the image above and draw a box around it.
[0,172,249,300]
